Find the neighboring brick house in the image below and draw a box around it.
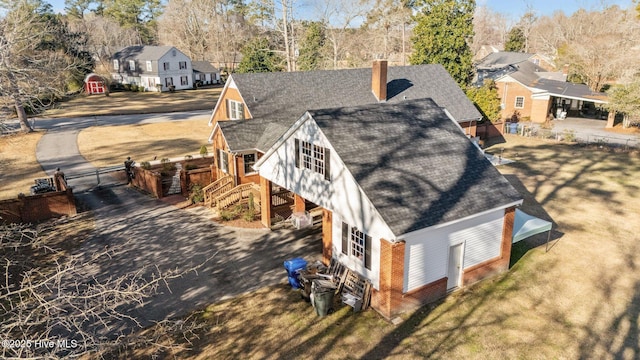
[253,99,523,318]
[111,45,193,92]
[475,52,608,123]
[204,60,524,317]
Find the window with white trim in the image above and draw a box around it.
[515,96,525,108]
[163,62,170,70]
[313,145,325,176]
[164,77,173,87]
[179,61,187,69]
[218,149,229,173]
[180,76,189,85]
[341,223,371,270]
[129,60,135,71]
[295,138,330,181]
[227,100,244,120]
[113,59,119,70]
[146,61,152,71]
[243,153,256,174]
[301,141,312,170]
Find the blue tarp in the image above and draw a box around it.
[512,209,552,243]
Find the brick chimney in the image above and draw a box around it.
[372,59,388,102]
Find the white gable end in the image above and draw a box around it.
[257,114,396,288]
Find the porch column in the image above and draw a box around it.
[260,176,272,228]
[500,206,516,267]
[373,238,405,319]
[293,193,306,213]
[322,209,332,265]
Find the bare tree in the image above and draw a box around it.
[471,5,508,57]
[317,0,370,69]
[363,0,412,64]
[0,221,209,359]
[0,2,92,132]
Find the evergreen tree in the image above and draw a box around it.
[237,37,284,73]
[504,27,525,52]
[410,0,475,87]
[297,21,326,71]
[466,80,501,122]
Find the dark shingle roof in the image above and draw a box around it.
[192,61,219,74]
[309,99,522,236]
[230,64,481,123]
[475,52,534,70]
[218,119,290,151]
[112,45,175,61]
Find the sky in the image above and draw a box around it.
[44,0,635,20]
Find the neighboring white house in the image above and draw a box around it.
[111,45,193,92]
[192,61,221,86]
[254,98,524,318]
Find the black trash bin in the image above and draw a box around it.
[311,279,337,316]
[283,258,307,289]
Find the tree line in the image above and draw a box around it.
[2,0,640,132]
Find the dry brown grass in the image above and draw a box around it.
[77,119,211,167]
[44,87,222,118]
[0,131,49,199]
[127,134,640,359]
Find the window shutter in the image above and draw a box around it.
[324,148,330,181]
[216,149,221,169]
[239,103,245,120]
[225,99,231,118]
[222,151,228,173]
[341,222,348,255]
[294,139,300,168]
[365,235,372,270]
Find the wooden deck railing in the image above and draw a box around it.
[216,183,261,211]
[203,175,233,207]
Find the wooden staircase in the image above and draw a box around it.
[215,183,261,212]
[203,175,233,207]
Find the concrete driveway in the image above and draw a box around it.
[550,117,640,148]
[35,112,322,335]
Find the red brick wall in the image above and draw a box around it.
[496,81,532,120]
[476,121,505,141]
[0,190,77,224]
[372,239,405,319]
[399,278,447,312]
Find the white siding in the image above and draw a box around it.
[403,208,505,292]
[258,115,395,289]
[157,48,192,91]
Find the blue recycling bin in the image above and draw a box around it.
[284,257,307,289]
[509,122,518,134]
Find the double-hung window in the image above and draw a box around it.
[227,100,244,120]
[129,60,136,71]
[515,96,525,109]
[341,223,371,270]
[113,59,119,70]
[295,139,330,181]
[179,61,187,69]
[180,76,189,85]
[217,149,229,173]
[146,61,152,72]
[163,62,170,71]
[164,77,173,87]
[243,153,256,174]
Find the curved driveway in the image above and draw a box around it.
[35,111,321,335]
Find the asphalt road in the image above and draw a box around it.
[34,111,322,338]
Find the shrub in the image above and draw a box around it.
[199,145,208,158]
[140,161,151,170]
[243,208,255,222]
[562,129,577,142]
[161,158,175,172]
[220,209,235,221]
[184,154,193,161]
[189,184,204,204]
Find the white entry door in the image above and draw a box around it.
[447,243,464,290]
